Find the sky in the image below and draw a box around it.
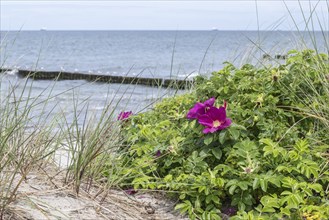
[0,1,328,31]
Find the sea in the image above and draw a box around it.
[0,30,328,126]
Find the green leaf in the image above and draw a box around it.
[280,207,291,216]
[260,195,279,209]
[280,191,292,196]
[195,197,201,209]
[229,127,240,140]
[175,203,190,214]
[209,212,221,220]
[308,183,323,193]
[175,203,187,211]
[204,135,213,146]
[268,176,281,188]
[164,174,173,182]
[260,179,268,192]
[276,165,292,173]
[206,195,212,204]
[297,160,319,178]
[260,138,276,147]
[253,178,260,190]
[175,201,192,214]
[212,195,220,204]
[179,194,186,200]
[237,181,249,191]
[215,164,233,175]
[238,201,246,211]
[288,150,299,161]
[242,193,253,206]
[302,187,312,196]
[226,179,238,187]
[294,139,309,153]
[262,206,276,213]
[219,130,227,144]
[216,178,225,187]
[211,148,222,160]
[189,119,197,128]
[229,185,237,195]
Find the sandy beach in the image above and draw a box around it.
[5,164,188,220]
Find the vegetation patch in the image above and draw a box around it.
[110,50,329,219]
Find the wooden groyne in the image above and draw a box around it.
[0,68,193,89]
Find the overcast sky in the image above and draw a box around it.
[1,1,328,31]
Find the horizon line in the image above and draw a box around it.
[0,29,325,32]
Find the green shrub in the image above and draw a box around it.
[107,50,329,219]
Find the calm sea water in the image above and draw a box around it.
[0,30,328,126]
[2,30,328,77]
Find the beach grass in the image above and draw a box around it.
[0,77,58,217]
[0,60,186,218]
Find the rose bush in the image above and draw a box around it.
[104,50,329,219]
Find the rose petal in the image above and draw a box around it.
[198,114,214,127]
[118,111,133,120]
[204,97,215,107]
[187,103,205,119]
[203,127,218,134]
[218,118,232,130]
